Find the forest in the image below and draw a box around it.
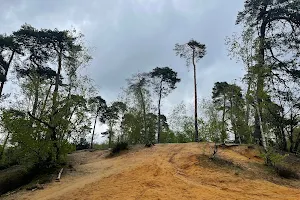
[0,0,300,197]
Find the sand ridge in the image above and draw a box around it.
[3,143,300,200]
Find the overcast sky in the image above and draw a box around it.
[1,0,246,142]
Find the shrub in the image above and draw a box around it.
[0,166,35,195]
[275,165,300,179]
[0,147,21,170]
[145,142,155,148]
[111,142,128,155]
[94,143,109,150]
[210,155,242,169]
[260,147,287,166]
[76,138,90,150]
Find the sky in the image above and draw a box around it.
[1,0,246,142]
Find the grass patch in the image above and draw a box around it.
[209,156,243,170]
[198,154,243,172]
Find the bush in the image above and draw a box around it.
[210,155,242,169]
[76,138,90,150]
[111,142,128,155]
[0,147,21,170]
[261,147,287,166]
[0,166,35,195]
[93,143,109,150]
[275,165,300,179]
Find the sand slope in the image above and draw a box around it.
[3,143,300,200]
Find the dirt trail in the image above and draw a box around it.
[3,143,300,200]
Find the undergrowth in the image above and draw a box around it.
[109,142,129,157]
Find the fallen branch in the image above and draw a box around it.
[26,184,44,191]
[216,143,240,148]
[56,168,64,182]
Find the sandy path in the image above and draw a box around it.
[3,143,300,200]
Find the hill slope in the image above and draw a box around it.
[2,143,300,200]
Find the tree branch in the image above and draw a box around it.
[27,112,54,130]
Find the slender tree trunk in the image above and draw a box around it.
[230,96,240,144]
[245,76,252,128]
[52,49,62,112]
[0,50,15,97]
[229,96,235,142]
[32,78,40,117]
[289,111,295,153]
[50,49,62,160]
[157,80,163,144]
[108,122,113,148]
[192,50,199,142]
[90,109,99,149]
[280,125,287,151]
[139,88,148,144]
[293,133,300,153]
[0,132,10,161]
[40,84,53,116]
[255,102,267,150]
[221,94,226,143]
[254,18,267,148]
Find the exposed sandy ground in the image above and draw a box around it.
[2,143,300,200]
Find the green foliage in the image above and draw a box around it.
[0,166,35,195]
[149,66,181,95]
[235,0,300,151]
[0,147,20,170]
[200,99,223,143]
[174,39,206,67]
[124,73,152,144]
[260,147,287,166]
[111,142,128,155]
[211,82,250,143]
[93,143,109,150]
[148,66,180,143]
[1,4,300,194]
[0,24,92,174]
[75,138,90,150]
[160,130,177,143]
[275,165,300,179]
[174,39,206,142]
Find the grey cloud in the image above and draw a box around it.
[1,0,246,114]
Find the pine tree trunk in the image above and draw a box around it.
[254,18,267,148]
[289,111,295,153]
[0,50,15,97]
[40,84,53,116]
[51,49,63,160]
[52,50,62,113]
[109,123,113,148]
[245,76,252,128]
[222,94,226,143]
[255,103,267,150]
[293,134,300,153]
[0,133,10,161]
[230,96,240,144]
[32,77,40,117]
[157,80,163,144]
[139,88,148,144]
[90,109,99,149]
[280,125,287,151]
[192,50,199,142]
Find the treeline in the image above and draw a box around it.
[1,0,300,175]
[0,24,95,170]
[0,24,199,171]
